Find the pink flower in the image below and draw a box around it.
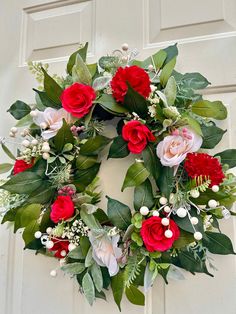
[156,127,202,168]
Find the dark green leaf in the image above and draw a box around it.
[54,120,74,152]
[67,42,88,75]
[134,179,154,211]
[191,100,227,120]
[42,68,63,105]
[163,43,178,65]
[74,163,100,192]
[123,84,149,117]
[96,94,128,115]
[201,124,226,149]
[33,89,60,109]
[76,155,97,170]
[27,183,55,204]
[122,162,150,191]
[142,144,161,182]
[108,136,129,159]
[125,285,145,306]
[7,100,31,120]
[173,230,195,249]
[106,196,131,230]
[157,166,174,198]
[203,232,235,255]
[111,271,125,311]
[214,149,236,168]
[80,135,111,156]
[80,236,90,257]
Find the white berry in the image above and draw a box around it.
[34,231,42,239]
[190,189,200,198]
[194,232,203,241]
[212,185,219,193]
[208,199,218,208]
[68,243,77,252]
[164,229,173,238]
[140,206,149,216]
[148,64,154,71]
[60,250,67,257]
[42,145,50,153]
[9,132,15,137]
[161,217,169,226]
[121,43,129,51]
[22,140,30,147]
[164,206,171,213]
[11,127,18,133]
[159,197,168,205]
[50,270,57,277]
[46,227,53,234]
[121,56,128,62]
[46,240,54,249]
[31,139,38,146]
[43,152,50,160]
[190,217,199,225]
[176,207,187,218]
[152,210,159,217]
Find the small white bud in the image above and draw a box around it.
[46,240,54,249]
[164,206,171,213]
[46,227,53,235]
[11,127,18,133]
[31,139,38,146]
[212,185,219,193]
[164,229,173,238]
[50,270,57,277]
[121,43,129,51]
[208,199,218,208]
[161,217,169,226]
[60,250,67,257]
[190,189,200,198]
[42,152,50,160]
[152,210,159,217]
[190,217,199,225]
[194,232,202,241]
[22,139,30,147]
[34,231,42,239]
[40,122,47,129]
[121,56,128,62]
[140,206,149,216]
[42,145,50,153]
[176,207,187,218]
[159,197,168,205]
[9,132,15,137]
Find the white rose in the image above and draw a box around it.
[156,127,202,167]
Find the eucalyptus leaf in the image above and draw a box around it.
[82,272,95,305]
[72,53,92,85]
[164,76,177,105]
[91,263,103,292]
[80,208,101,230]
[1,144,15,160]
[61,262,86,275]
[67,42,88,75]
[92,76,111,91]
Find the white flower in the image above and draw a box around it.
[33,108,75,140]
[89,230,122,276]
[156,127,202,168]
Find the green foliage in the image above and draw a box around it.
[157,166,174,198]
[82,272,95,305]
[108,135,129,159]
[142,144,161,182]
[72,53,92,85]
[41,68,62,105]
[111,271,125,311]
[76,155,97,170]
[80,135,111,156]
[67,42,88,75]
[125,285,145,306]
[54,120,74,152]
[214,149,236,168]
[122,162,150,191]
[74,163,101,192]
[191,100,227,120]
[14,204,41,232]
[133,179,154,211]
[33,89,60,109]
[106,196,131,230]
[164,76,177,105]
[96,94,128,116]
[124,253,143,287]
[7,101,31,120]
[61,262,86,275]
[23,220,40,246]
[123,84,149,117]
[90,263,103,292]
[203,232,235,255]
[1,143,15,160]
[160,57,176,87]
[80,208,101,230]
[163,43,178,65]
[0,163,13,174]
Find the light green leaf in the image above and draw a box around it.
[61,262,86,275]
[1,144,15,160]
[15,114,33,127]
[96,94,128,115]
[122,162,150,191]
[181,113,203,136]
[92,76,111,91]
[82,272,95,305]
[14,204,41,232]
[72,53,92,85]
[23,220,40,245]
[106,196,131,230]
[85,247,94,268]
[164,76,177,105]
[160,57,176,87]
[80,208,101,230]
[125,285,145,306]
[67,42,88,75]
[91,263,103,292]
[0,163,13,174]
[68,246,84,259]
[191,100,227,120]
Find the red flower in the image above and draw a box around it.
[61,82,96,118]
[13,159,34,175]
[122,120,156,154]
[49,239,69,259]
[184,153,225,187]
[140,216,180,252]
[50,195,75,223]
[111,66,151,103]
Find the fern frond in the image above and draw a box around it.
[124,253,143,287]
[190,175,211,192]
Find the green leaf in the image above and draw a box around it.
[201,124,226,149]
[141,49,167,70]
[42,68,62,105]
[214,149,236,168]
[61,262,86,275]
[108,136,129,159]
[111,271,125,311]
[173,230,194,249]
[80,135,111,156]
[14,204,41,232]
[80,236,90,257]
[96,94,129,115]
[72,53,92,85]
[134,179,154,211]
[7,100,31,120]
[67,42,88,75]
[54,120,74,152]
[106,196,131,230]
[122,162,150,191]
[23,220,40,245]
[0,163,13,174]
[68,246,84,259]
[80,208,101,230]
[163,43,178,65]
[85,247,94,267]
[125,285,145,306]
[181,113,203,136]
[74,163,100,192]
[142,144,161,182]
[191,100,227,120]
[82,272,95,305]
[91,263,103,292]
[33,89,60,109]
[180,72,210,90]
[123,84,149,117]
[1,172,43,194]
[1,144,15,160]
[76,155,97,170]
[92,76,111,91]
[157,166,174,198]
[15,114,33,127]
[164,76,177,105]
[173,211,203,234]
[203,232,235,255]
[160,57,176,87]
[27,183,55,204]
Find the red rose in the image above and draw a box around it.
[13,159,34,175]
[140,216,180,252]
[49,239,69,259]
[111,66,151,103]
[122,120,156,154]
[50,195,75,223]
[61,82,96,118]
[184,153,225,187]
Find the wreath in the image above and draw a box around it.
[1,42,236,309]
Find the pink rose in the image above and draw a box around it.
[156,127,202,167]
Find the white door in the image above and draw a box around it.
[1,1,236,313]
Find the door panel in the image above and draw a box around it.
[0,1,236,313]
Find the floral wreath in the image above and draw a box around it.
[0,42,236,309]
